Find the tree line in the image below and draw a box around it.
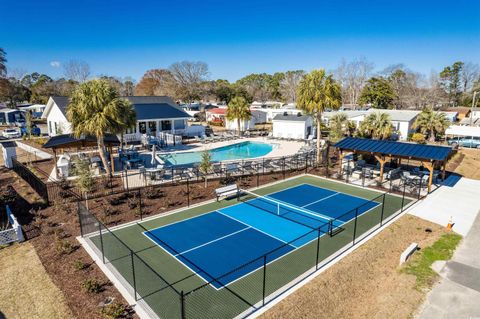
[1,47,479,110]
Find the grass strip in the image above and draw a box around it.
[402,232,462,290]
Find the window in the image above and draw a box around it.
[139,122,147,134]
[161,120,172,131]
[148,121,157,133]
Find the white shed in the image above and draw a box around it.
[272,113,314,140]
[225,109,267,131]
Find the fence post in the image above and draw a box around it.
[401,179,407,212]
[181,291,186,319]
[282,157,286,179]
[352,208,359,245]
[77,202,84,237]
[98,222,105,264]
[125,168,129,192]
[305,153,308,174]
[130,251,137,301]
[362,168,365,187]
[262,255,267,306]
[138,189,143,221]
[380,193,386,226]
[418,176,423,199]
[256,168,259,187]
[315,228,321,270]
[187,178,190,207]
[262,158,265,175]
[345,158,350,183]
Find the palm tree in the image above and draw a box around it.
[297,69,342,161]
[67,79,135,175]
[0,48,7,77]
[226,96,251,135]
[329,113,354,140]
[413,107,451,142]
[357,112,393,140]
[113,102,137,147]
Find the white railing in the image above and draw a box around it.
[124,133,142,143]
[0,205,24,245]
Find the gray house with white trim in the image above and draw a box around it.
[42,96,192,138]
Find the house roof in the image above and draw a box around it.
[334,137,454,162]
[272,113,311,122]
[443,107,471,115]
[43,95,190,120]
[366,109,420,122]
[323,110,368,120]
[134,103,191,120]
[207,108,227,115]
[43,133,120,149]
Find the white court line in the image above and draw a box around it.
[174,226,251,257]
[302,192,340,208]
[216,210,293,245]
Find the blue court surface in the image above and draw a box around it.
[144,183,379,289]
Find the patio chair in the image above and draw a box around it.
[212,163,223,176]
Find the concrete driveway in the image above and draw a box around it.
[416,212,480,319]
[408,177,480,236]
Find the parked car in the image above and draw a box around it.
[20,125,41,136]
[447,137,480,148]
[2,128,21,139]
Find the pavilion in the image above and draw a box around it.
[334,137,456,192]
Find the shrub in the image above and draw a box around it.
[100,302,127,319]
[55,240,76,255]
[411,133,426,144]
[219,175,236,185]
[82,279,102,294]
[73,259,89,271]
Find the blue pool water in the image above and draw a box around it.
[160,141,274,166]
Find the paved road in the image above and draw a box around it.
[417,211,480,319]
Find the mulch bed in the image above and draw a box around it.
[0,167,136,319]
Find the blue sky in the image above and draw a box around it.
[2,0,479,82]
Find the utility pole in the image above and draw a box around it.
[471,91,478,126]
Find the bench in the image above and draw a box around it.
[215,184,239,201]
[399,242,418,265]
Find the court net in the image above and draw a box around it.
[238,189,334,234]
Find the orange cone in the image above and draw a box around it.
[447,216,454,230]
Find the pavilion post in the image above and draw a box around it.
[109,146,115,175]
[338,150,344,176]
[424,161,434,193]
[374,155,387,183]
[441,162,446,181]
[53,148,59,180]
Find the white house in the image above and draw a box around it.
[18,104,46,118]
[42,96,195,138]
[0,108,25,125]
[323,110,368,128]
[225,109,267,131]
[322,109,420,141]
[272,113,314,140]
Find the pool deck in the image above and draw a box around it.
[156,137,304,159]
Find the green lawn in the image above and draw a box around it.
[86,175,412,319]
[402,233,462,290]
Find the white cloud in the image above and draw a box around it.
[50,61,61,68]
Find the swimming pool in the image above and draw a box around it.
[159,141,274,166]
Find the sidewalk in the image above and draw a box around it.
[408,177,480,236]
[416,212,480,319]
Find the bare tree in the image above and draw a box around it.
[169,61,209,102]
[135,69,176,96]
[334,57,374,107]
[461,62,480,93]
[280,70,305,103]
[63,60,90,83]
